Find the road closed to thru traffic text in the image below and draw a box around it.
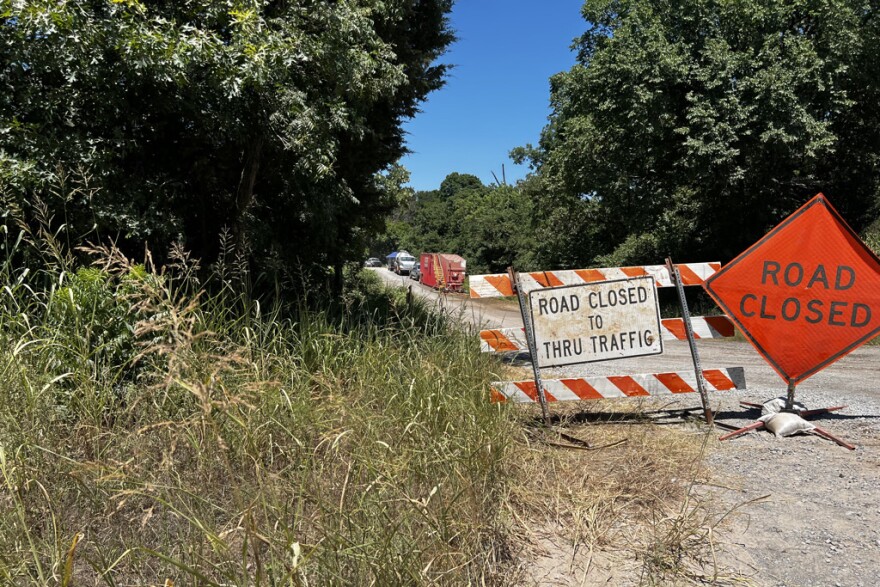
[529,276,663,368]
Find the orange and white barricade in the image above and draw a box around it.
[477,260,747,406]
[469,262,721,298]
[490,367,745,403]
[480,316,736,353]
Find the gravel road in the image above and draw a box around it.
[371,268,880,586]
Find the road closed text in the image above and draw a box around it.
[535,284,651,316]
[703,194,880,383]
[739,261,871,327]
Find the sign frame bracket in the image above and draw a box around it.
[666,257,714,425]
[508,266,551,426]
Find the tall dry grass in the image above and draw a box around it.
[0,214,517,585]
[506,403,751,586]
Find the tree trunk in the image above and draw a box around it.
[233,135,264,257]
[332,261,344,297]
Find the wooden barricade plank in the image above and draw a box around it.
[479,316,737,353]
[470,262,721,298]
[491,368,746,403]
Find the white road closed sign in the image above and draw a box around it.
[528,276,663,368]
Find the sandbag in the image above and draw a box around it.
[759,412,815,437]
[761,397,807,416]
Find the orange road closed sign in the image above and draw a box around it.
[704,194,880,383]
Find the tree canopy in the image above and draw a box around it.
[377,172,536,274]
[1,0,453,291]
[515,0,880,268]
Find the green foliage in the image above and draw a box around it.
[379,172,539,273]
[401,173,487,255]
[596,232,662,268]
[1,0,454,292]
[456,184,536,272]
[367,163,418,255]
[519,0,880,267]
[863,217,880,255]
[44,267,146,379]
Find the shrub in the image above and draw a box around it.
[43,267,145,379]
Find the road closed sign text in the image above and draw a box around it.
[738,261,870,327]
[705,194,880,383]
[528,276,663,368]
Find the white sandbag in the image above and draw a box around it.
[759,412,815,437]
[761,397,807,416]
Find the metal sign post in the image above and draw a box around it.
[785,380,797,411]
[507,266,551,426]
[666,257,714,426]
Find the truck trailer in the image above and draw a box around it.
[418,253,466,292]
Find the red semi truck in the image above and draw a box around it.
[418,253,466,292]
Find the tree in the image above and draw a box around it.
[394,173,488,255]
[368,163,417,256]
[0,0,453,293]
[380,172,539,273]
[455,182,536,273]
[518,0,880,267]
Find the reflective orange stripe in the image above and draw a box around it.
[484,275,514,296]
[513,381,539,401]
[704,316,736,337]
[479,330,519,352]
[560,378,604,400]
[529,271,564,287]
[702,369,735,390]
[621,266,650,278]
[574,269,608,282]
[609,376,650,397]
[676,264,704,285]
[490,388,508,403]
[661,318,690,340]
[654,372,694,393]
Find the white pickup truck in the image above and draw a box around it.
[394,252,417,275]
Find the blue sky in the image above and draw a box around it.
[400,1,587,192]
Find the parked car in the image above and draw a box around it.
[409,262,421,281]
[364,257,382,267]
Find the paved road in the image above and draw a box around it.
[370,267,524,328]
